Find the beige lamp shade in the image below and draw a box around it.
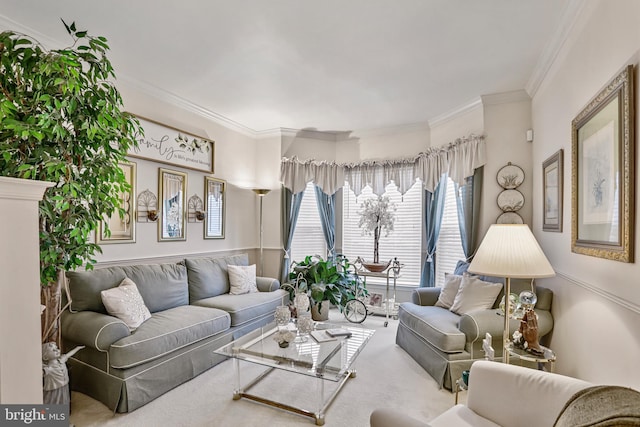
[468,224,555,279]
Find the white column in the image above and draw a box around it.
[0,177,54,404]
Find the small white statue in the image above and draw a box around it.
[42,342,84,405]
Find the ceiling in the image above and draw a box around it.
[0,0,575,134]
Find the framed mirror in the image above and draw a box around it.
[204,177,225,239]
[97,161,136,244]
[158,168,187,241]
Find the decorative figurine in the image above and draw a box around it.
[519,309,543,355]
[42,342,85,404]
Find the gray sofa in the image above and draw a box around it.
[61,253,288,413]
[396,271,553,391]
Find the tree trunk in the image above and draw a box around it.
[41,270,64,347]
[373,226,380,264]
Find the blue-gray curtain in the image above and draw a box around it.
[420,176,448,287]
[455,166,484,259]
[280,187,305,283]
[314,184,336,260]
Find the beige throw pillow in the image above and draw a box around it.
[228,264,258,295]
[449,274,503,315]
[100,277,152,331]
[435,273,463,309]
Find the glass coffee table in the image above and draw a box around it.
[214,322,375,425]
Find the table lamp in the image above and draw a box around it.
[468,224,555,364]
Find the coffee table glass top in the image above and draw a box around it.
[215,322,375,382]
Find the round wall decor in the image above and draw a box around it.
[496,163,525,189]
[497,189,525,212]
[496,212,524,224]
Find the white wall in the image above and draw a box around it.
[531,0,640,389]
[96,81,268,270]
[348,124,430,161]
[481,91,533,236]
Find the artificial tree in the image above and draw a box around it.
[357,195,396,264]
[0,21,142,344]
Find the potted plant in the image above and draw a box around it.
[0,21,142,345]
[285,254,365,321]
[357,195,396,271]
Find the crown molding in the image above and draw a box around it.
[117,76,258,138]
[0,15,65,49]
[0,14,261,138]
[525,0,589,98]
[428,97,482,128]
[481,89,530,106]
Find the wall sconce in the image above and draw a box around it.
[188,194,205,223]
[137,189,158,222]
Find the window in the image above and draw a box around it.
[290,182,327,263]
[434,177,466,287]
[342,181,422,286]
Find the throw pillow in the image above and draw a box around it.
[435,273,463,309]
[228,264,258,295]
[449,274,503,315]
[100,277,152,331]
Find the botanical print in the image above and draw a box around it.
[544,163,559,225]
[581,120,616,225]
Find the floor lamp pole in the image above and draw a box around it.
[252,189,270,276]
[503,277,511,364]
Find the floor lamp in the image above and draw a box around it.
[468,224,555,364]
[252,189,270,276]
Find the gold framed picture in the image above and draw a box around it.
[571,65,634,262]
[97,161,136,244]
[542,149,563,232]
[204,177,226,239]
[158,168,188,241]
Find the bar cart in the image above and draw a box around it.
[354,257,402,327]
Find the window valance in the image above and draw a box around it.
[280,134,486,196]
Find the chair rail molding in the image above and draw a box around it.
[555,270,640,315]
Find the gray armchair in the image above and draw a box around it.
[396,279,554,390]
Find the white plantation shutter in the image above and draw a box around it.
[342,181,422,286]
[435,177,466,288]
[290,182,327,264]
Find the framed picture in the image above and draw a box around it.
[542,149,563,232]
[97,161,136,244]
[204,177,226,239]
[571,65,634,262]
[128,115,214,173]
[367,292,384,307]
[158,168,188,241]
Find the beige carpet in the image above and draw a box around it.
[69,310,460,427]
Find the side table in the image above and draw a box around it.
[506,343,556,372]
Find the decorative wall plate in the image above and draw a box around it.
[496,163,525,189]
[496,212,524,224]
[497,189,525,212]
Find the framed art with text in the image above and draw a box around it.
[571,65,634,262]
[128,115,214,173]
[542,149,563,232]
